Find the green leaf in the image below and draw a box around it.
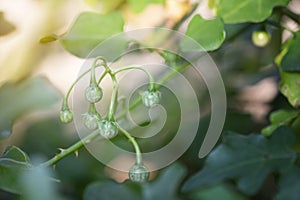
[210,0,290,23]
[181,14,225,51]
[182,126,296,195]
[276,39,300,108]
[84,0,125,13]
[128,0,165,13]
[281,32,300,72]
[84,163,187,200]
[19,161,66,200]
[262,110,299,136]
[0,77,61,139]
[275,166,300,200]
[0,146,31,193]
[39,34,58,43]
[60,12,125,58]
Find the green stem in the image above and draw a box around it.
[44,59,195,167]
[113,65,155,91]
[117,124,142,164]
[107,75,119,121]
[40,130,99,167]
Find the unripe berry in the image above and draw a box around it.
[142,90,161,107]
[98,120,118,139]
[60,108,73,123]
[82,113,100,130]
[252,31,271,47]
[129,163,150,182]
[85,84,103,103]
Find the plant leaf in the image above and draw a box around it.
[60,12,125,58]
[181,14,225,51]
[0,77,61,139]
[275,166,300,200]
[262,110,299,136]
[182,126,297,195]
[0,146,31,193]
[210,0,290,23]
[281,32,300,72]
[276,38,300,108]
[128,0,165,13]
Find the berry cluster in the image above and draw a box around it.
[59,56,161,182]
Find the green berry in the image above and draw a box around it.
[129,163,150,182]
[60,108,73,123]
[142,90,161,107]
[85,84,103,103]
[252,31,271,47]
[98,120,118,139]
[82,113,100,130]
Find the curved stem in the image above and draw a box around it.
[107,75,119,121]
[113,65,155,91]
[117,124,142,165]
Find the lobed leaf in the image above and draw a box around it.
[182,126,297,195]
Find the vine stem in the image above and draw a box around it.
[107,75,119,121]
[39,130,99,167]
[281,7,300,24]
[117,124,142,165]
[113,65,155,91]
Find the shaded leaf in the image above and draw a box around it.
[209,0,290,23]
[182,126,296,195]
[128,0,165,13]
[275,166,300,200]
[0,77,61,139]
[262,109,299,136]
[60,12,125,58]
[281,32,300,72]
[0,146,31,193]
[181,14,225,51]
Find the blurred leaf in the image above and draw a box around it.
[84,0,125,13]
[60,12,125,58]
[187,184,246,200]
[84,163,187,200]
[276,39,300,108]
[262,110,299,136]
[181,14,225,51]
[182,126,296,195]
[39,34,58,43]
[209,0,290,23]
[19,160,65,200]
[128,0,165,13]
[0,146,31,194]
[0,12,15,36]
[84,180,140,200]
[0,77,61,139]
[281,32,300,72]
[275,166,300,200]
